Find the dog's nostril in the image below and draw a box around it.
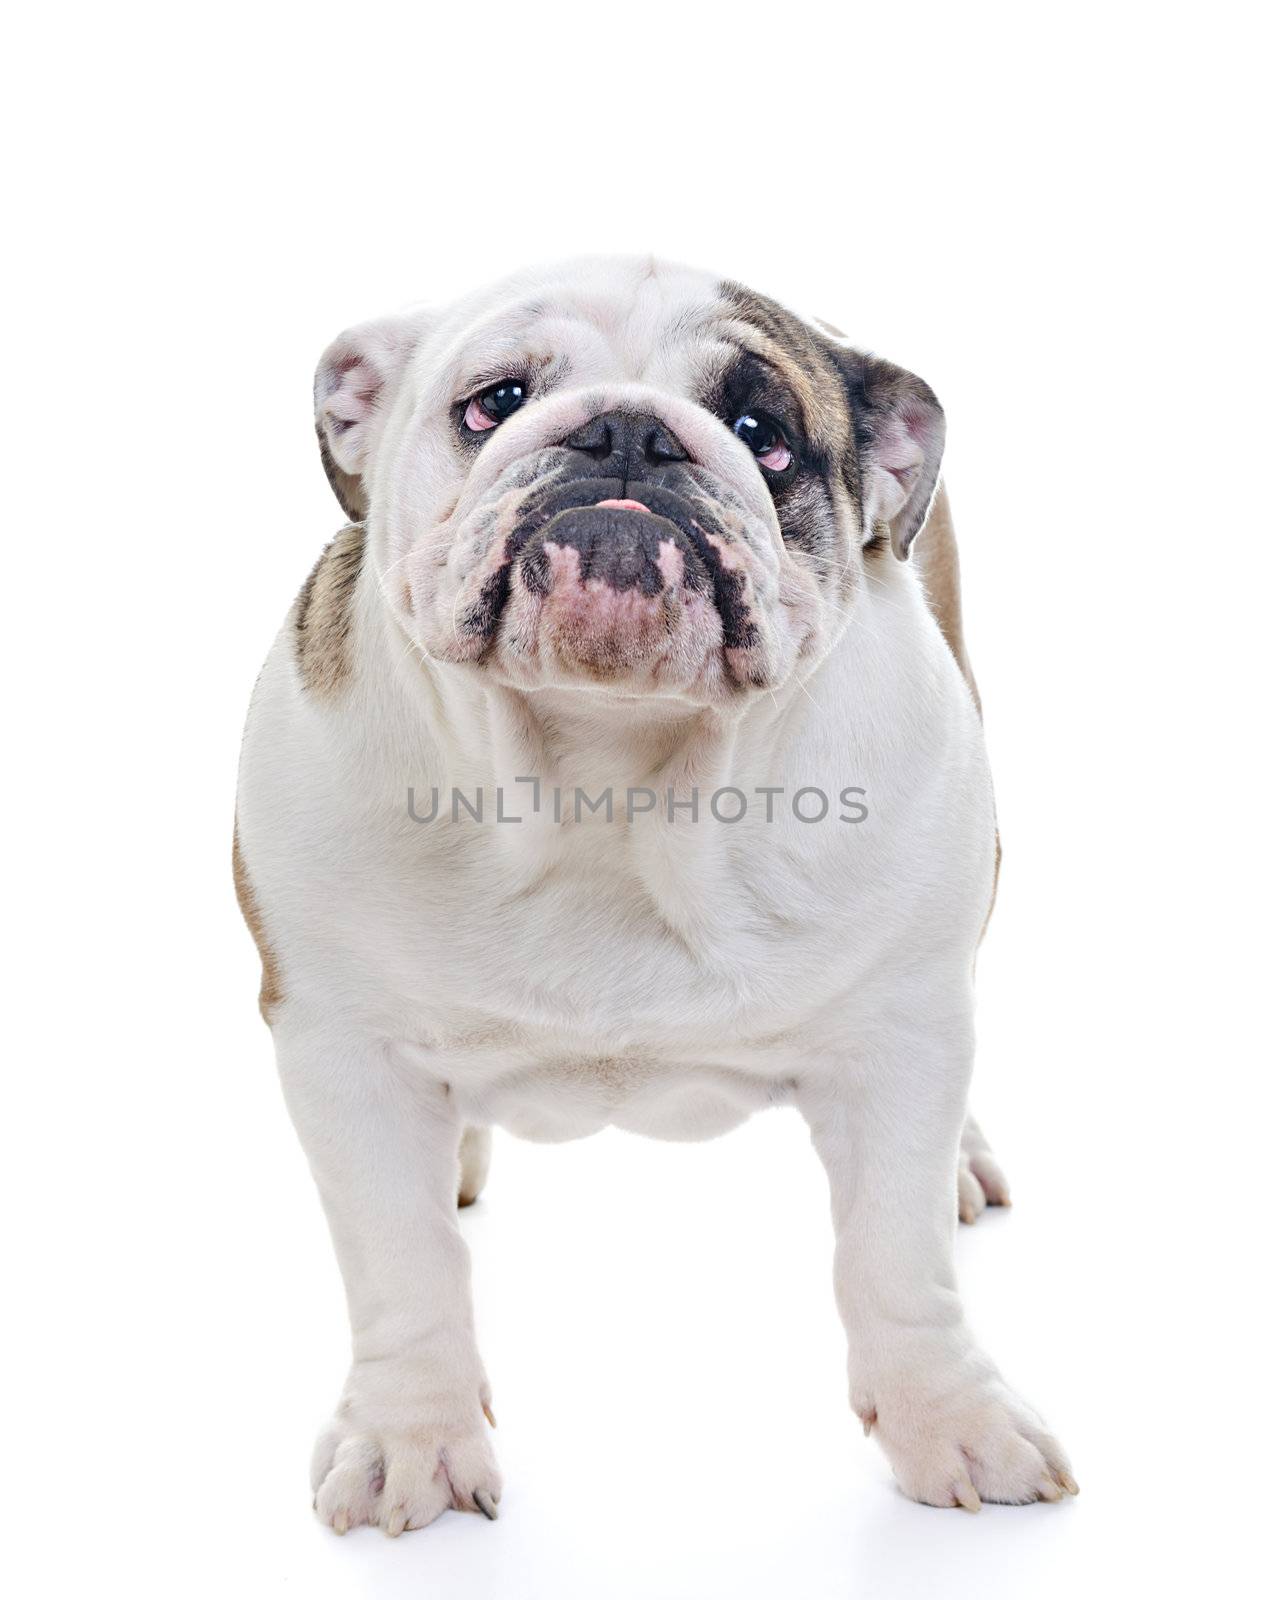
[565,415,615,458]
[644,422,688,464]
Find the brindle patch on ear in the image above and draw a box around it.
[292,523,365,696]
[232,827,283,1022]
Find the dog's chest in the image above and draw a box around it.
[375,819,862,1139]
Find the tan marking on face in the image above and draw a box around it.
[232,828,283,1022]
[718,285,853,457]
[292,523,365,696]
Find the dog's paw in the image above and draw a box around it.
[311,1388,501,1535]
[856,1355,1075,1509]
[958,1115,1010,1223]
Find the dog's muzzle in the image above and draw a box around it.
[519,485,712,602]
[497,410,755,649]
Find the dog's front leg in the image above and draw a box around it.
[275,1020,499,1535]
[799,1005,1075,1509]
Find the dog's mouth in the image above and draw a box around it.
[460,478,760,660]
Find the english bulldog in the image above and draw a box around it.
[234,255,1076,1534]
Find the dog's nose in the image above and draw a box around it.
[564,410,690,475]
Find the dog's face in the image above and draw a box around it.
[315,258,944,705]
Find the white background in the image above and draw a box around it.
[7,4,1263,1597]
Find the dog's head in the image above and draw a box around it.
[315,258,943,705]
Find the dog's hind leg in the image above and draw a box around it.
[957,1115,1011,1223]
[458,1126,492,1208]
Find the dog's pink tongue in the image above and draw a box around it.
[594,497,651,513]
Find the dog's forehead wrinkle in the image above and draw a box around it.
[444,272,721,396]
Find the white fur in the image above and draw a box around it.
[237,255,1073,1533]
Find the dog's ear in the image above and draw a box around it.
[314,309,431,521]
[833,351,945,560]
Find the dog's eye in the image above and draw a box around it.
[733,412,793,473]
[463,380,527,433]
